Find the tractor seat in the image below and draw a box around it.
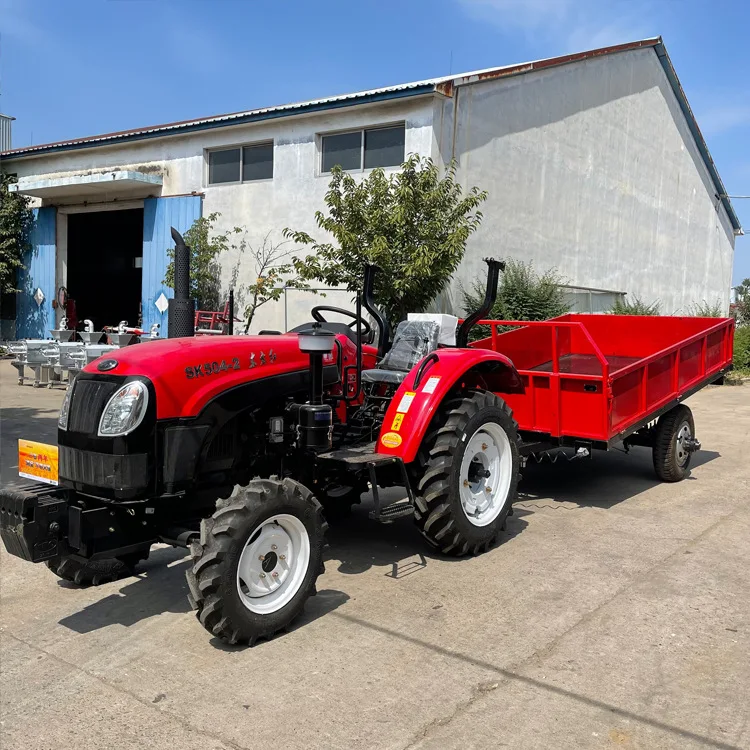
[361,320,441,385]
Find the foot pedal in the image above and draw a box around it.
[369,500,414,523]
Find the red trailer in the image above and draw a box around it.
[473,313,734,457]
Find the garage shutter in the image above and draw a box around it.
[16,207,56,340]
[141,196,202,334]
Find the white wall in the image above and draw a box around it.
[435,48,736,316]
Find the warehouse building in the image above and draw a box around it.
[0,37,741,339]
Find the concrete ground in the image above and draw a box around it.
[1,362,749,750]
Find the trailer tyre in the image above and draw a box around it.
[653,405,695,482]
[414,390,521,556]
[187,478,326,646]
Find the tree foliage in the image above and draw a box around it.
[0,172,34,294]
[732,278,750,327]
[163,212,241,310]
[461,258,570,341]
[226,232,309,333]
[687,300,723,317]
[608,297,661,315]
[284,155,487,324]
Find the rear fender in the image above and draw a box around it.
[376,349,524,464]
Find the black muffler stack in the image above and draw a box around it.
[168,227,196,339]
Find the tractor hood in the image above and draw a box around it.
[83,334,321,420]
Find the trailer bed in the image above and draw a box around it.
[472,314,735,446]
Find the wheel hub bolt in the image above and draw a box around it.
[482,443,488,450]
[260,573,266,578]
[258,554,265,561]
[485,486,491,493]
[279,554,286,560]
[271,544,278,550]
[463,479,469,487]
[272,572,278,578]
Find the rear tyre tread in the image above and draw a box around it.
[653,405,695,482]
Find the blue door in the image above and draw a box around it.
[141,196,202,333]
[16,207,56,339]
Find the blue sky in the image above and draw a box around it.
[1,0,748,282]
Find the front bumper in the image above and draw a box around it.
[0,483,69,563]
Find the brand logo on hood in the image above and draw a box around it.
[97,359,118,372]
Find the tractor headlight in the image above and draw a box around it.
[98,381,149,437]
[58,386,73,431]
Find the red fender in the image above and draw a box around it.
[376,348,525,463]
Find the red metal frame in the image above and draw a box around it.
[472,315,735,443]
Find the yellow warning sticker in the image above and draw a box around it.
[396,391,416,413]
[380,432,403,449]
[391,413,405,431]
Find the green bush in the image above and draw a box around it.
[461,258,570,341]
[733,326,750,375]
[688,300,723,317]
[608,297,661,315]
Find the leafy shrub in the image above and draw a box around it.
[608,297,661,315]
[461,258,570,341]
[688,300,723,317]
[733,326,750,375]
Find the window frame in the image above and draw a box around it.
[319,122,406,175]
[206,140,275,186]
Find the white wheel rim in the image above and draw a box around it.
[236,514,310,615]
[459,422,513,527]
[675,421,692,466]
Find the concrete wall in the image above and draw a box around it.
[5,97,435,332]
[435,48,736,316]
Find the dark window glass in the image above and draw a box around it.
[364,125,405,169]
[322,131,362,172]
[209,148,241,184]
[242,143,274,181]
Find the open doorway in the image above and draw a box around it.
[66,208,143,330]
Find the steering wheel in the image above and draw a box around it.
[311,305,372,338]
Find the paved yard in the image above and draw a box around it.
[1,363,749,749]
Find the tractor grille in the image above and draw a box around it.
[68,379,121,434]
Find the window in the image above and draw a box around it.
[208,142,273,185]
[321,124,405,173]
[561,286,626,314]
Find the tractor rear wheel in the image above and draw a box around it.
[46,546,150,586]
[186,478,326,645]
[413,390,520,556]
[653,405,695,482]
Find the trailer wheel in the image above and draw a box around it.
[186,478,326,646]
[413,390,520,556]
[45,547,149,586]
[653,405,696,482]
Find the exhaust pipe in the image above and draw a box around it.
[168,227,195,339]
[362,264,391,359]
[456,258,505,348]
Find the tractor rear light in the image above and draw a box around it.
[58,386,73,431]
[97,381,149,437]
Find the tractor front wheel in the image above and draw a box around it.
[187,478,326,646]
[414,390,520,556]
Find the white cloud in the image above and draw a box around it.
[458,0,654,53]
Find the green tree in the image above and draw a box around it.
[732,278,750,326]
[163,212,241,309]
[0,172,34,293]
[284,155,487,324]
[461,258,571,341]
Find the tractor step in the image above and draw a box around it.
[369,500,414,523]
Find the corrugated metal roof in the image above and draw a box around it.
[0,37,740,232]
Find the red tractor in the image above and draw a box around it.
[1,235,734,646]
